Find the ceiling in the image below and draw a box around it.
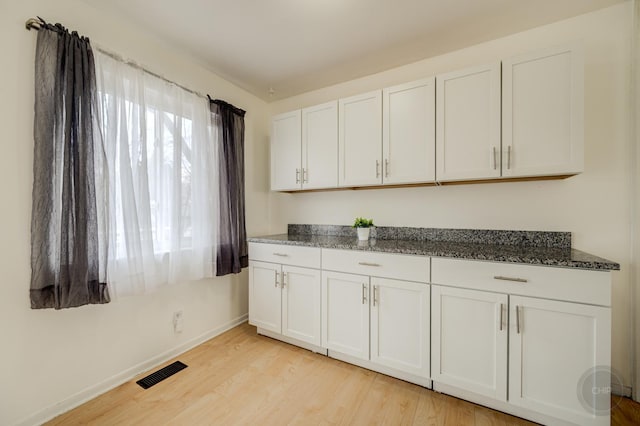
[83,0,624,101]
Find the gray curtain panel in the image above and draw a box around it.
[30,22,109,309]
[209,99,248,276]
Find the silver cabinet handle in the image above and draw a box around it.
[295,168,300,184]
[516,305,521,334]
[273,253,288,257]
[499,303,504,331]
[282,272,287,288]
[492,146,497,170]
[507,146,512,170]
[274,270,279,288]
[384,159,389,178]
[375,160,380,178]
[303,168,308,183]
[362,284,367,305]
[358,262,381,267]
[493,275,527,283]
[373,286,378,306]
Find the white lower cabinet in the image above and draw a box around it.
[321,271,370,359]
[282,266,322,345]
[431,257,612,426]
[250,246,613,426]
[509,296,611,426]
[431,285,507,401]
[249,260,321,347]
[321,270,430,380]
[370,277,430,378]
[248,261,282,333]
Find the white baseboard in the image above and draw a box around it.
[256,327,328,355]
[15,314,248,426]
[433,382,576,426]
[327,350,432,389]
[612,382,633,398]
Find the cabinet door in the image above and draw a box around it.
[248,261,282,333]
[338,90,382,187]
[282,265,321,346]
[302,101,338,189]
[431,285,508,401]
[383,78,436,184]
[502,45,584,178]
[509,296,611,426]
[271,110,302,191]
[436,63,501,181]
[370,278,430,378]
[321,271,370,360]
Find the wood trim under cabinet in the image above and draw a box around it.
[279,174,577,193]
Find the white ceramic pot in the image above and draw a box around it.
[357,227,370,241]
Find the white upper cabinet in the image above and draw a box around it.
[271,44,584,191]
[271,110,302,191]
[502,45,584,178]
[271,103,338,191]
[383,78,436,184]
[436,63,501,182]
[338,90,383,187]
[302,101,338,189]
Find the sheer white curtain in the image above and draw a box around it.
[95,51,218,297]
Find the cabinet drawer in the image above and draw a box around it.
[322,249,429,283]
[249,243,321,269]
[431,258,610,306]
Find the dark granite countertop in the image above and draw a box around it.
[247,232,620,271]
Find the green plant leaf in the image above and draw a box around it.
[352,217,374,228]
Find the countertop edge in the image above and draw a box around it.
[247,236,620,272]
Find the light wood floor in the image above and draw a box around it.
[48,322,640,425]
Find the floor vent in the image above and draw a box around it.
[136,361,188,389]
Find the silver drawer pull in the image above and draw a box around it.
[358,262,381,267]
[493,275,527,283]
[273,253,288,257]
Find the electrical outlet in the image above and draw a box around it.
[173,310,184,333]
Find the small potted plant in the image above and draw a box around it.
[353,217,374,241]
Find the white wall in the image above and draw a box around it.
[0,1,270,425]
[269,2,634,391]
[0,1,633,423]
[632,0,640,402]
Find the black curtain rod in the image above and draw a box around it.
[25,16,213,102]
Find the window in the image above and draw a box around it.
[96,53,218,296]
